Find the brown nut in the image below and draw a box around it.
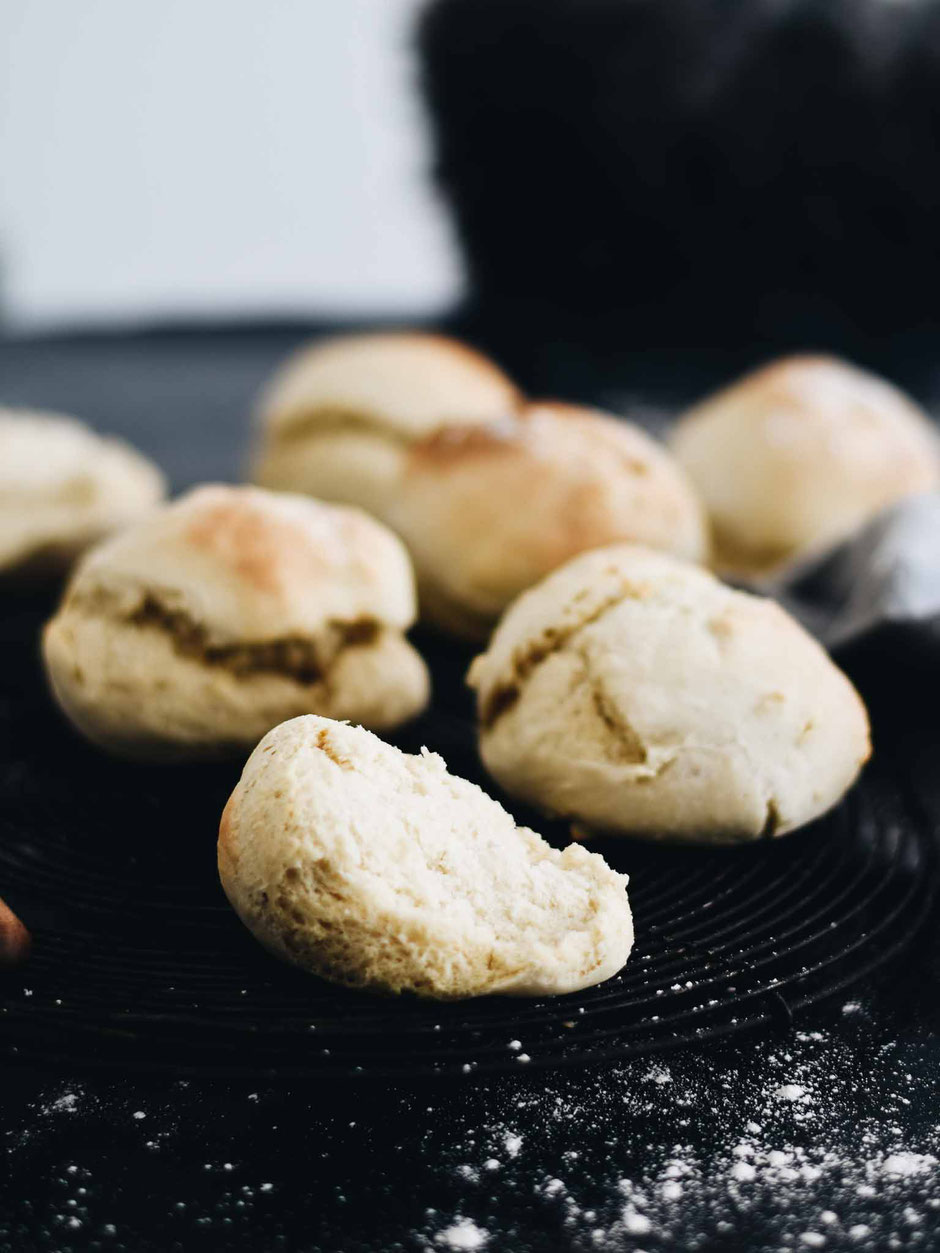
[0,895,31,968]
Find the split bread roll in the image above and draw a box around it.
[252,331,520,516]
[387,401,709,638]
[218,715,633,998]
[43,485,429,760]
[469,545,870,844]
[0,408,165,579]
[670,355,940,578]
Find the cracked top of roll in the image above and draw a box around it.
[58,484,418,645]
[469,544,871,842]
[257,331,521,444]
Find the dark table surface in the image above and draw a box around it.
[1,322,939,1253]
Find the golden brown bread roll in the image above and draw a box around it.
[0,407,165,579]
[387,401,709,638]
[252,330,521,517]
[670,355,940,578]
[43,485,429,759]
[469,544,870,843]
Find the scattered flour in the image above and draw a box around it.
[775,1084,809,1102]
[7,1020,939,1253]
[421,1027,940,1252]
[622,1208,652,1234]
[434,1218,489,1249]
[881,1152,937,1177]
[47,1091,80,1114]
[730,1161,757,1182]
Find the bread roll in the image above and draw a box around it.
[0,408,165,579]
[43,485,428,759]
[387,401,708,638]
[218,715,633,998]
[252,331,520,515]
[670,355,940,577]
[469,544,870,843]
[0,895,31,969]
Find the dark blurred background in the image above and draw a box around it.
[422,0,940,362]
[5,0,940,379]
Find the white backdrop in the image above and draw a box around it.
[0,0,461,330]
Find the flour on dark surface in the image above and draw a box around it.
[2,998,939,1252]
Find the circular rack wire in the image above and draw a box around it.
[0,609,935,1079]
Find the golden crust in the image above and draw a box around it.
[389,401,708,637]
[470,544,871,844]
[217,794,239,879]
[251,332,522,513]
[0,407,166,578]
[0,895,31,968]
[65,484,419,642]
[671,355,940,577]
[42,485,430,758]
[179,487,392,609]
[257,330,521,440]
[184,493,331,595]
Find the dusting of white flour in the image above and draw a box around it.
[5,1007,939,1253]
[434,1218,489,1249]
[415,1018,940,1251]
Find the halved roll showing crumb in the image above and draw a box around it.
[42,485,429,759]
[469,544,870,844]
[218,715,633,998]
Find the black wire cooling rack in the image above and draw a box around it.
[0,605,936,1079]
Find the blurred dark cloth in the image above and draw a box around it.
[773,492,940,713]
[778,493,940,649]
[419,0,940,351]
